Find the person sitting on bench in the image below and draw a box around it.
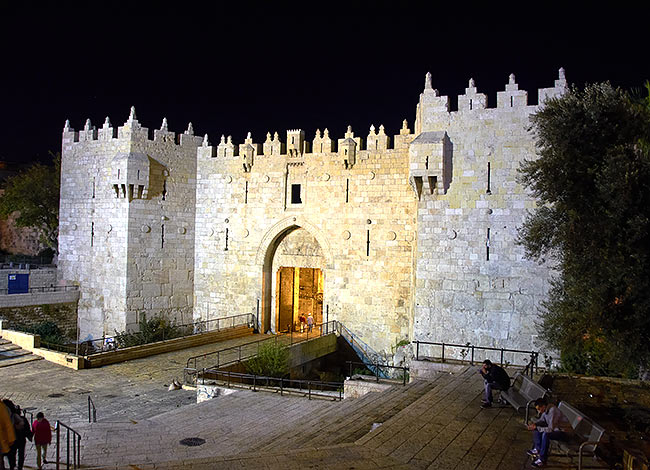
[526,397,572,467]
[479,359,510,408]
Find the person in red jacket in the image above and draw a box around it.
[31,413,51,470]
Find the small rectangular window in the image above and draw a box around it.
[291,184,302,204]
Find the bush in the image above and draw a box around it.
[245,342,289,378]
[18,321,66,346]
[114,317,188,348]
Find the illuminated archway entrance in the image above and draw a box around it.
[277,267,324,332]
[257,219,331,334]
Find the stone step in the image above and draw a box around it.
[0,354,43,368]
[0,343,21,352]
[0,348,32,359]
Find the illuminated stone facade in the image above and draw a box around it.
[58,70,567,354]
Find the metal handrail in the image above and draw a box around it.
[413,340,539,375]
[198,368,344,401]
[184,321,337,384]
[87,396,97,423]
[55,420,81,470]
[81,313,255,355]
[345,361,409,385]
[337,323,388,378]
[0,285,79,295]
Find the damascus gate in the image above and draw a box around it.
[57,69,568,355]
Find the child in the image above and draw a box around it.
[31,413,51,470]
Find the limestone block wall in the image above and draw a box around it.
[58,112,200,340]
[410,71,566,352]
[194,125,417,354]
[0,301,78,339]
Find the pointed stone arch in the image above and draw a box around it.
[257,216,333,333]
[255,216,334,268]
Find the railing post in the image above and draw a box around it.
[56,422,60,470]
[253,374,256,391]
[280,378,283,396]
[308,381,311,400]
[416,341,419,360]
[500,348,504,366]
[442,343,445,363]
[88,396,90,423]
[375,362,379,382]
[471,345,475,365]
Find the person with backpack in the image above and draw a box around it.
[31,413,51,470]
[0,401,15,470]
[2,401,31,470]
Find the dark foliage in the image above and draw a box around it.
[519,82,650,377]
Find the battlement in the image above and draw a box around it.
[199,121,414,163]
[416,68,568,133]
[62,107,203,148]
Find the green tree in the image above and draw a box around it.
[0,153,60,252]
[519,83,650,378]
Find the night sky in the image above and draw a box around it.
[1,5,647,165]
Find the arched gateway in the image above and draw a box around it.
[256,217,333,334]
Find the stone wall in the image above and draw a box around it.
[0,267,57,292]
[410,71,567,352]
[57,70,569,357]
[57,111,201,340]
[0,301,77,339]
[194,125,417,354]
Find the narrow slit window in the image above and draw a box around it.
[486,162,492,194]
[162,179,167,201]
[469,98,473,110]
[91,222,94,247]
[425,156,429,170]
[510,96,514,107]
[245,181,249,204]
[225,227,229,251]
[366,230,370,257]
[161,224,165,249]
[92,178,96,198]
[486,228,490,261]
[345,178,349,203]
[291,184,302,204]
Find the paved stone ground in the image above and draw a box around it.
[1,333,611,469]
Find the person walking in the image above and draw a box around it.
[31,413,51,470]
[2,400,31,470]
[306,314,314,333]
[0,401,15,470]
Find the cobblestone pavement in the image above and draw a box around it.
[1,336,611,469]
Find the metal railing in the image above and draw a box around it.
[0,285,79,295]
[198,368,344,401]
[337,323,388,378]
[79,313,256,355]
[55,420,81,470]
[345,361,409,385]
[184,320,337,384]
[413,340,539,377]
[87,396,96,423]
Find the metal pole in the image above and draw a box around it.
[442,343,445,363]
[471,346,475,365]
[416,341,419,361]
[308,382,311,400]
[88,397,90,423]
[56,422,60,470]
[500,348,504,366]
[67,428,70,469]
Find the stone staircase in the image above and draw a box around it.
[75,375,442,468]
[0,336,42,368]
